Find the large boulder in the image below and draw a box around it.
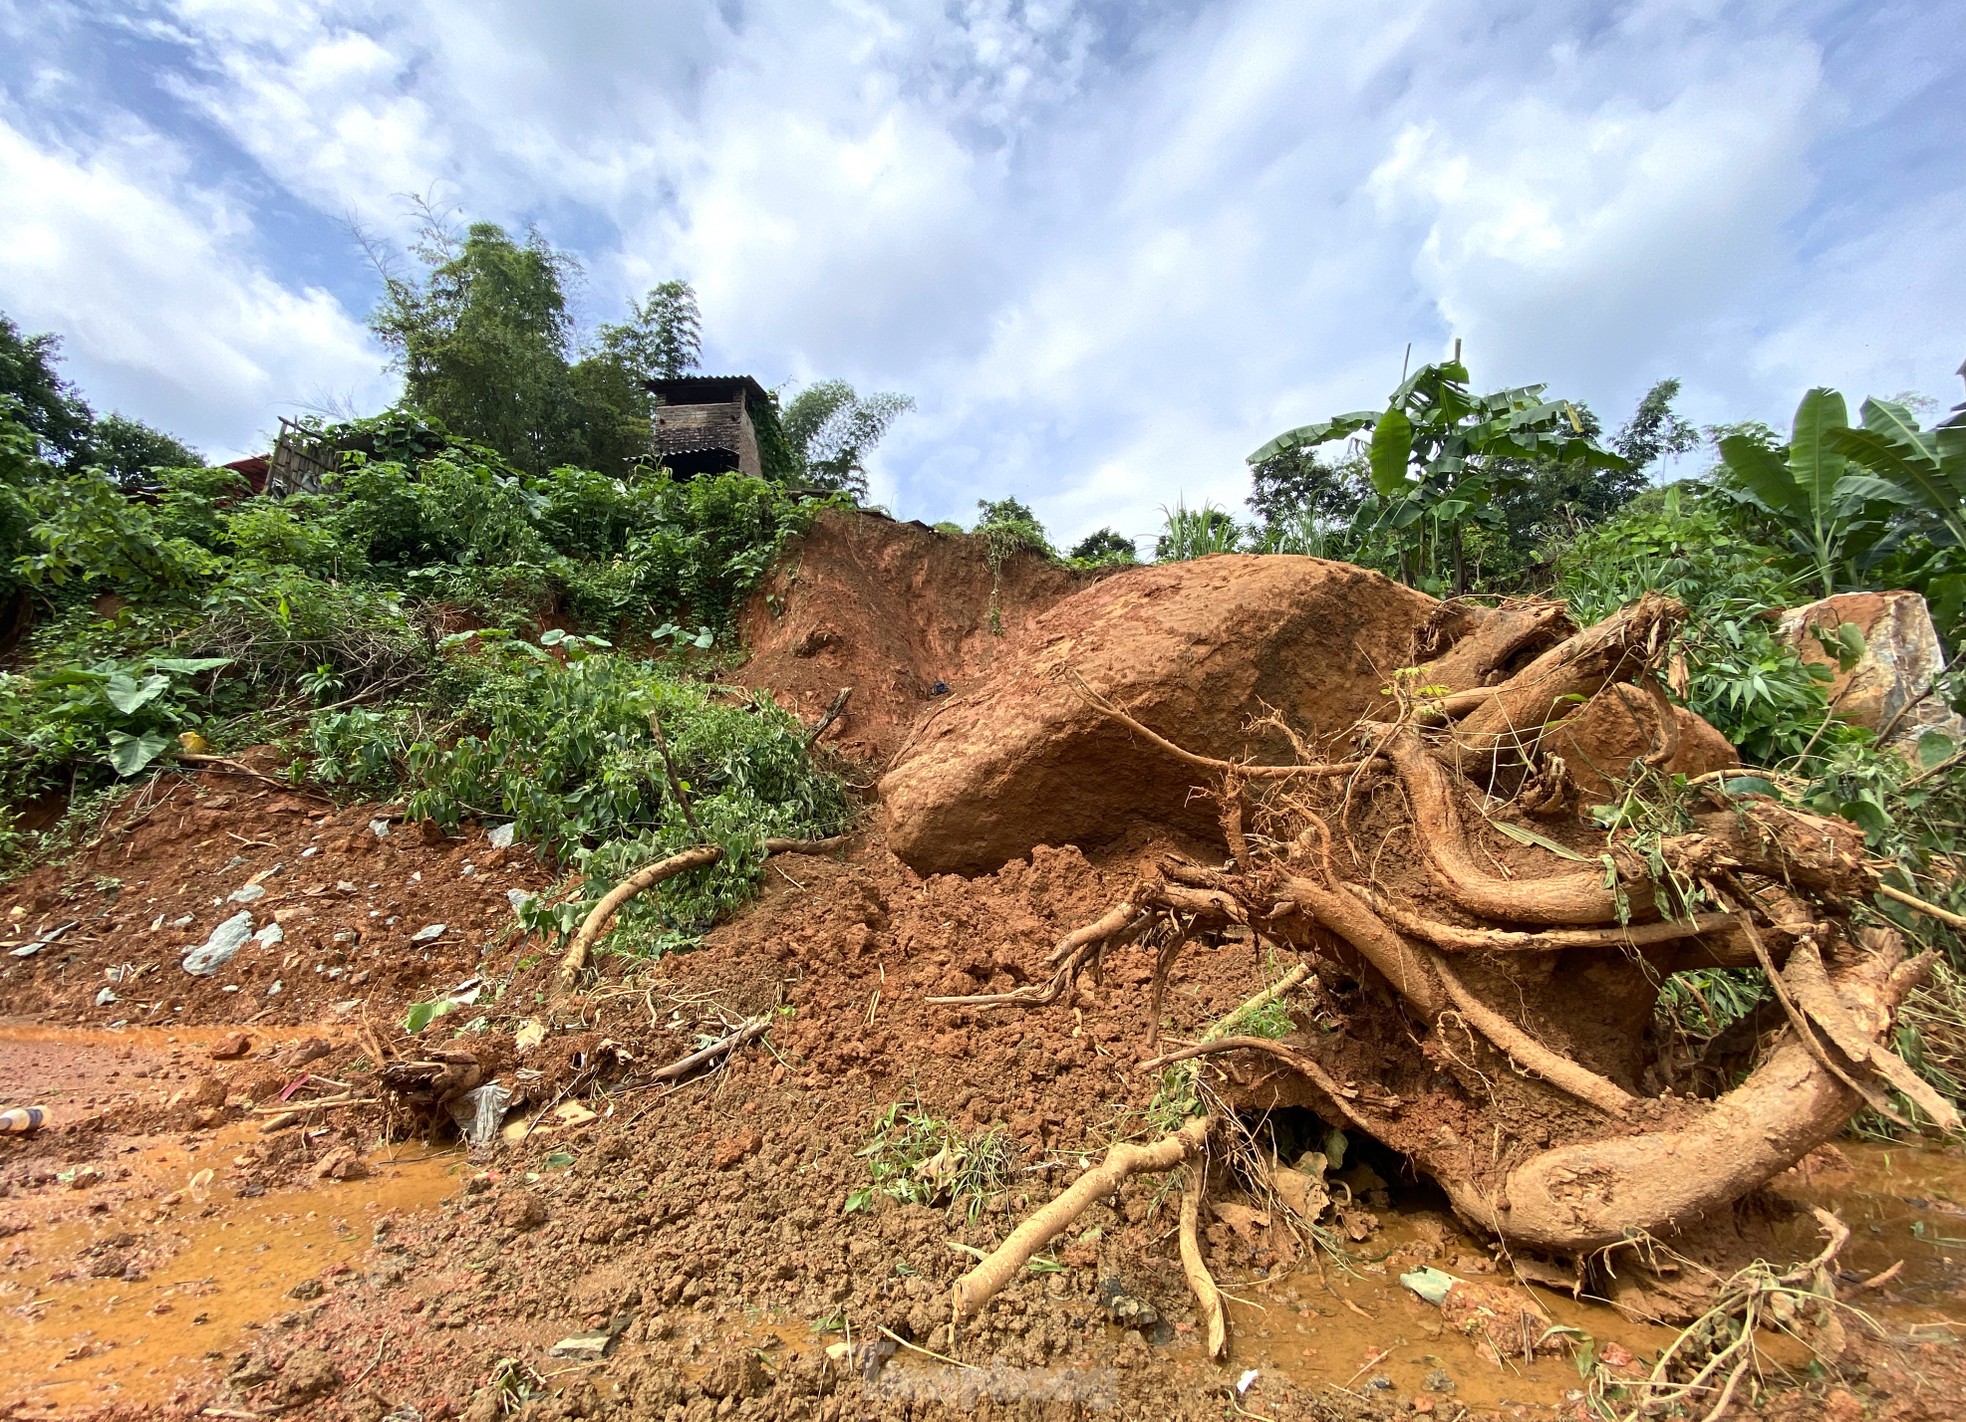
[879,555,1435,875]
[1779,591,1963,751]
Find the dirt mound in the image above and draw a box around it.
[879,554,1435,875]
[736,510,1089,761]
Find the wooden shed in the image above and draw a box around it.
[648,375,769,479]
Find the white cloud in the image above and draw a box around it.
[3,0,1961,536]
[0,110,391,458]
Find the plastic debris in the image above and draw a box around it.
[1,1106,46,1134]
[369,818,390,838]
[448,1082,512,1149]
[94,986,117,1006]
[1400,1267,1461,1306]
[506,888,536,913]
[183,912,255,976]
[1236,1369,1259,1396]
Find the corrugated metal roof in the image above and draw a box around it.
[647,374,770,405]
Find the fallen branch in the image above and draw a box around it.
[644,1017,770,1084]
[1351,884,1742,954]
[1179,1167,1228,1361]
[1140,1037,1380,1136]
[805,686,853,747]
[952,1116,1212,1324]
[1204,962,1310,1039]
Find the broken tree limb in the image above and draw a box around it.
[1877,882,1966,931]
[645,1017,770,1085]
[1446,592,1686,774]
[805,686,853,747]
[648,712,705,840]
[556,835,849,988]
[1139,1037,1381,1137]
[952,1116,1212,1324]
[1179,1167,1228,1362]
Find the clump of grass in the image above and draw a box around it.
[846,1099,1019,1223]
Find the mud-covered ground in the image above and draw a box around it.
[4,768,1966,1421]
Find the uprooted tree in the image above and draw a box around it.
[935,590,1956,1284]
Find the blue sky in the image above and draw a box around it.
[2,0,1961,550]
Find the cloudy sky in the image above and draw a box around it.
[2,0,1960,549]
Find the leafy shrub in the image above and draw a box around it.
[299,634,850,945]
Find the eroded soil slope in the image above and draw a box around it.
[736,510,1090,761]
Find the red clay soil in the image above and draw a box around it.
[734,510,1091,761]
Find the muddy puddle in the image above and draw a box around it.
[639,1144,1966,1416]
[0,1131,463,1411]
[0,1021,467,1412]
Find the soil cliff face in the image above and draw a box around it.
[879,554,1436,875]
[735,511,1088,761]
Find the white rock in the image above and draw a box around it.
[488,823,516,849]
[254,923,284,947]
[228,883,266,904]
[183,912,255,976]
[410,923,446,943]
[369,818,390,838]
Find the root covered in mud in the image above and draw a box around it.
[939,594,1952,1263]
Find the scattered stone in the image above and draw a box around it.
[227,883,267,904]
[1096,1276,1158,1329]
[313,1147,370,1182]
[254,923,283,948]
[548,1331,620,1361]
[410,923,447,943]
[506,889,536,914]
[1424,1367,1455,1394]
[369,818,390,838]
[183,911,255,976]
[208,1031,253,1061]
[487,823,516,849]
[700,1350,770,1400]
[65,1165,105,1190]
[94,986,117,1006]
[276,1348,342,1404]
[495,1189,547,1231]
[286,1277,325,1301]
[711,1129,763,1169]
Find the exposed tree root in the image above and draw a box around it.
[642,1016,770,1086]
[1179,1167,1228,1361]
[952,1116,1212,1325]
[967,593,1948,1266]
[556,835,848,989]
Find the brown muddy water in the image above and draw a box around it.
[3,1022,1964,1415]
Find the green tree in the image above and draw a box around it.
[1250,355,1627,593]
[1715,387,1906,596]
[368,219,587,476]
[594,281,702,383]
[779,381,915,500]
[1068,527,1138,565]
[79,412,202,485]
[0,313,92,465]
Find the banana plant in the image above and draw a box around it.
[1824,397,1966,552]
[1716,388,1912,596]
[1250,358,1626,592]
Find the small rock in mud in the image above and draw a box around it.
[711,1129,763,1169]
[65,1165,105,1190]
[278,1038,334,1070]
[701,1349,770,1399]
[275,1347,342,1404]
[287,1277,325,1300]
[495,1189,547,1231]
[1424,1366,1455,1394]
[313,1147,370,1182]
[226,1352,279,1391]
[1096,1275,1158,1329]
[207,1030,253,1060]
